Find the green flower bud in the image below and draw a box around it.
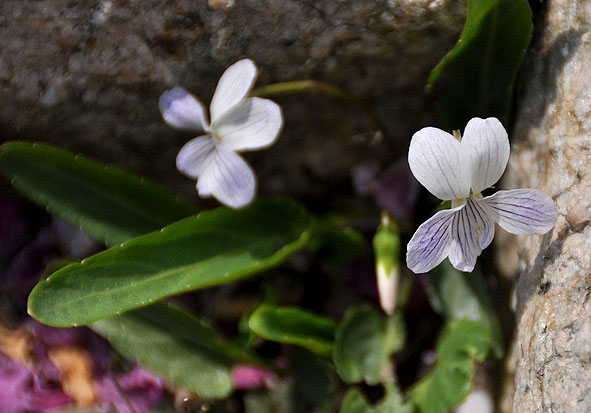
[373,211,401,315]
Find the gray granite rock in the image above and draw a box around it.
[0,0,465,198]
[497,1,591,410]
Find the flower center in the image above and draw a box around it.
[451,198,466,208]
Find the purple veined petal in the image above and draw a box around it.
[210,59,258,123]
[176,135,217,179]
[406,207,459,274]
[470,198,496,250]
[461,117,510,194]
[159,87,209,132]
[196,143,256,208]
[408,127,470,201]
[482,189,557,235]
[448,198,495,272]
[213,97,283,151]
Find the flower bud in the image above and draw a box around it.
[373,211,401,315]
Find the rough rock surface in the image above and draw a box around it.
[497,1,591,410]
[0,0,465,199]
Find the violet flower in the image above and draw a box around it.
[406,117,557,273]
[160,59,283,208]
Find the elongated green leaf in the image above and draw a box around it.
[427,261,503,358]
[91,302,253,399]
[249,304,337,357]
[0,141,196,246]
[427,0,532,129]
[333,306,403,385]
[28,198,311,326]
[409,319,490,413]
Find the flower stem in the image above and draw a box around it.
[251,80,386,135]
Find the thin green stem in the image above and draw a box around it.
[251,80,386,135]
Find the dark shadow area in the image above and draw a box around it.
[513,29,582,132]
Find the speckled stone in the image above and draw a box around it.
[496,1,591,410]
[0,0,466,199]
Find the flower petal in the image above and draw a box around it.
[406,207,458,274]
[159,87,209,132]
[176,135,216,179]
[461,117,510,193]
[408,127,470,200]
[210,59,258,123]
[196,143,256,208]
[213,97,283,151]
[482,189,557,235]
[448,198,495,272]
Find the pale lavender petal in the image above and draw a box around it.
[461,117,510,193]
[213,97,283,151]
[448,198,495,272]
[159,87,209,132]
[483,189,557,235]
[196,143,256,208]
[210,59,258,123]
[471,198,495,250]
[176,135,216,179]
[406,207,459,274]
[408,127,470,200]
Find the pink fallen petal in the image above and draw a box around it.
[231,364,275,390]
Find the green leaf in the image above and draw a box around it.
[409,319,490,413]
[333,306,401,385]
[426,0,532,129]
[28,198,311,326]
[340,387,412,413]
[308,225,365,265]
[0,142,196,246]
[91,302,247,399]
[248,304,337,357]
[340,388,374,413]
[384,312,406,356]
[290,347,338,408]
[427,261,503,358]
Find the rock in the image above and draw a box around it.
[497,1,591,410]
[0,0,466,199]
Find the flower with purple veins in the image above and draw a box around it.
[406,117,557,273]
[159,59,283,208]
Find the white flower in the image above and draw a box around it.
[159,59,283,208]
[406,117,557,274]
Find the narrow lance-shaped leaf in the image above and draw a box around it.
[0,141,197,246]
[427,0,532,129]
[249,304,337,357]
[28,198,311,326]
[91,302,255,399]
[409,319,491,413]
